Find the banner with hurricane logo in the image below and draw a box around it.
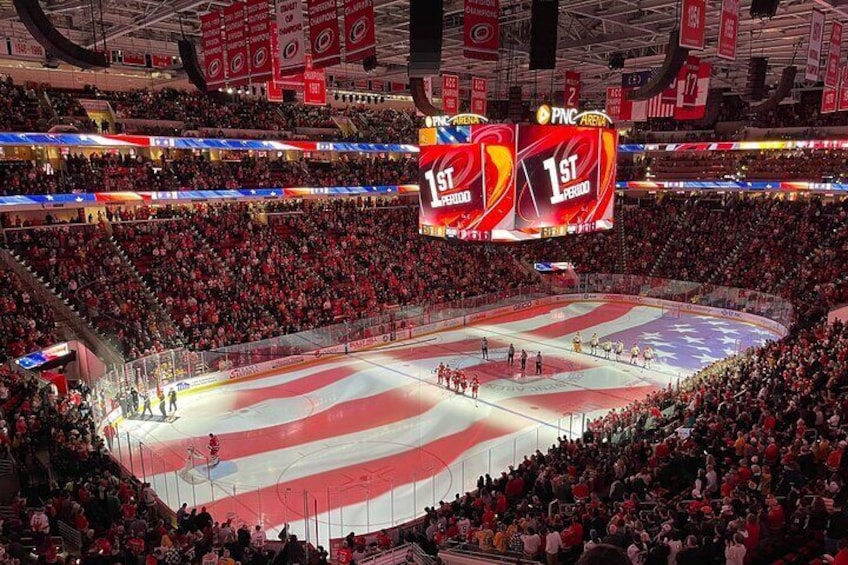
[308,0,341,68]
[464,0,499,61]
[224,3,249,86]
[342,0,376,63]
[247,0,273,81]
[276,0,307,74]
[201,11,225,91]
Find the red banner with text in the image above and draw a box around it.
[342,0,376,63]
[224,3,249,86]
[308,0,341,69]
[276,0,307,75]
[825,20,844,88]
[839,68,848,111]
[122,51,146,67]
[471,77,487,115]
[304,56,327,106]
[821,87,838,113]
[463,0,499,61]
[564,71,580,108]
[606,87,622,121]
[680,0,706,50]
[201,11,225,90]
[442,74,459,115]
[247,0,273,81]
[717,0,738,60]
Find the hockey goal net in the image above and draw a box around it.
[178,446,211,483]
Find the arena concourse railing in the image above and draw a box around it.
[88,275,794,548]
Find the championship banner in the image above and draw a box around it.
[151,54,172,69]
[825,20,844,88]
[463,0,499,61]
[224,2,249,86]
[304,56,327,105]
[342,0,376,63]
[471,77,487,115]
[675,57,711,120]
[247,0,273,81]
[7,37,46,60]
[679,0,706,50]
[806,10,826,82]
[717,0,739,60]
[267,80,284,102]
[371,79,385,92]
[201,11,225,90]
[442,74,459,115]
[308,0,341,69]
[839,68,848,111]
[276,0,307,74]
[122,51,146,67]
[564,71,580,108]
[821,87,838,113]
[605,87,622,121]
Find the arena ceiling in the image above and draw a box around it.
[0,0,844,100]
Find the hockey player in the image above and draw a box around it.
[452,369,461,392]
[208,433,220,466]
[589,333,600,356]
[630,343,640,365]
[643,346,654,369]
[614,340,624,362]
[460,373,468,395]
[573,332,583,353]
[535,352,543,375]
[481,337,489,360]
[471,376,480,399]
[507,344,515,366]
[519,349,528,373]
[436,363,445,386]
[602,340,612,359]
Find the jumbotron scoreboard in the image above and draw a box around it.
[417,106,618,242]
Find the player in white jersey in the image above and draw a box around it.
[614,340,624,361]
[630,344,640,365]
[602,340,612,359]
[589,333,600,355]
[643,346,654,369]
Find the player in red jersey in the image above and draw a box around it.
[471,376,480,399]
[208,433,220,466]
[452,370,461,392]
[460,372,468,395]
[436,363,445,386]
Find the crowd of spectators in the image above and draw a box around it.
[107,200,532,350]
[5,225,182,358]
[0,153,418,196]
[0,268,57,363]
[623,151,848,182]
[426,316,848,564]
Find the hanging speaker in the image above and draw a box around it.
[750,0,780,19]
[529,0,559,70]
[626,30,690,101]
[409,0,444,77]
[746,57,768,101]
[13,0,108,69]
[749,66,797,114]
[178,39,207,92]
[409,77,441,116]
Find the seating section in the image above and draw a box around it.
[5,225,182,358]
[0,267,57,363]
[0,153,418,196]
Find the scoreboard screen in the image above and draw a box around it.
[418,123,617,242]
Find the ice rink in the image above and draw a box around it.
[114,299,780,546]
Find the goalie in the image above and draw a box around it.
[208,433,220,466]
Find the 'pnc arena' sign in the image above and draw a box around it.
[535,105,613,128]
[424,113,490,127]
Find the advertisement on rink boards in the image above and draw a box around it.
[417,121,617,242]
